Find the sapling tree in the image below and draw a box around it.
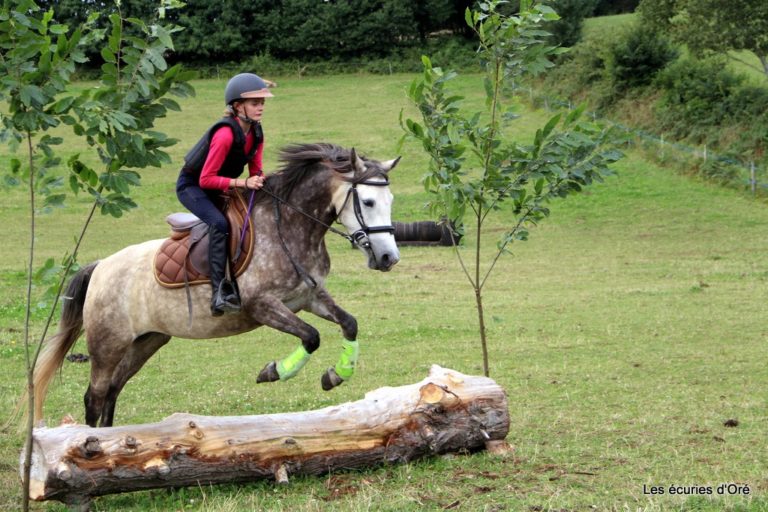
[0,1,192,509]
[402,0,623,376]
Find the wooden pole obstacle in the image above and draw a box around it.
[393,220,461,246]
[22,366,510,509]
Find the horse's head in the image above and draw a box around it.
[333,149,400,272]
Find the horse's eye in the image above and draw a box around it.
[362,199,375,208]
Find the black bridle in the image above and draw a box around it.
[342,178,396,250]
[253,176,395,287]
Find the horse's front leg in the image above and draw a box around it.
[309,288,357,341]
[308,287,359,391]
[248,295,320,384]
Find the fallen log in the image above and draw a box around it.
[23,365,510,509]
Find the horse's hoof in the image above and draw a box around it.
[256,361,280,383]
[321,367,344,391]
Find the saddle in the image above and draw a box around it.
[154,190,255,288]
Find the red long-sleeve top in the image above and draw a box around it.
[198,125,264,191]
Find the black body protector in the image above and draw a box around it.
[182,116,263,178]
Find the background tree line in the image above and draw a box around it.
[40,0,639,66]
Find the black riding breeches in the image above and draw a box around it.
[176,181,229,235]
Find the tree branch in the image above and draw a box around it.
[22,130,36,512]
[726,53,768,78]
[447,223,476,289]
[32,192,102,369]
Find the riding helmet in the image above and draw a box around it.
[224,73,274,105]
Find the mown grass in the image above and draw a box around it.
[1,73,767,511]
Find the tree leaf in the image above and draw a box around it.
[542,113,561,139]
[20,85,45,107]
[100,46,116,63]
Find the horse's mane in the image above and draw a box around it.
[260,143,385,202]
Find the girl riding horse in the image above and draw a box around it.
[176,73,273,316]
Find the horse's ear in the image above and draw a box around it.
[350,147,365,175]
[381,157,401,173]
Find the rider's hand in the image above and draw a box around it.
[245,175,265,190]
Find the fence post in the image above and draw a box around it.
[750,161,757,196]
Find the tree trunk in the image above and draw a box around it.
[23,366,510,508]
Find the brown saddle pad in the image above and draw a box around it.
[154,190,255,288]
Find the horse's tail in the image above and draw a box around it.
[6,262,98,430]
[32,261,98,423]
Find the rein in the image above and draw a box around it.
[256,176,394,287]
[270,190,318,289]
[258,185,353,243]
[234,189,257,262]
[260,176,394,245]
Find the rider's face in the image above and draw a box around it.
[236,98,265,121]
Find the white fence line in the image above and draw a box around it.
[522,87,766,197]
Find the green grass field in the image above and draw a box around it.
[1,73,767,511]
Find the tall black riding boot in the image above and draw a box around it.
[208,225,241,316]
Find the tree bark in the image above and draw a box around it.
[22,366,510,508]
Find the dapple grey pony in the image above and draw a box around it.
[31,143,400,427]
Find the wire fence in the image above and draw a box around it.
[521,87,767,198]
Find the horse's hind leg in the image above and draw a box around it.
[100,332,171,427]
[84,331,132,427]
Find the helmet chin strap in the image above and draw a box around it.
[236,113,258,125]
[227,104,258,125]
